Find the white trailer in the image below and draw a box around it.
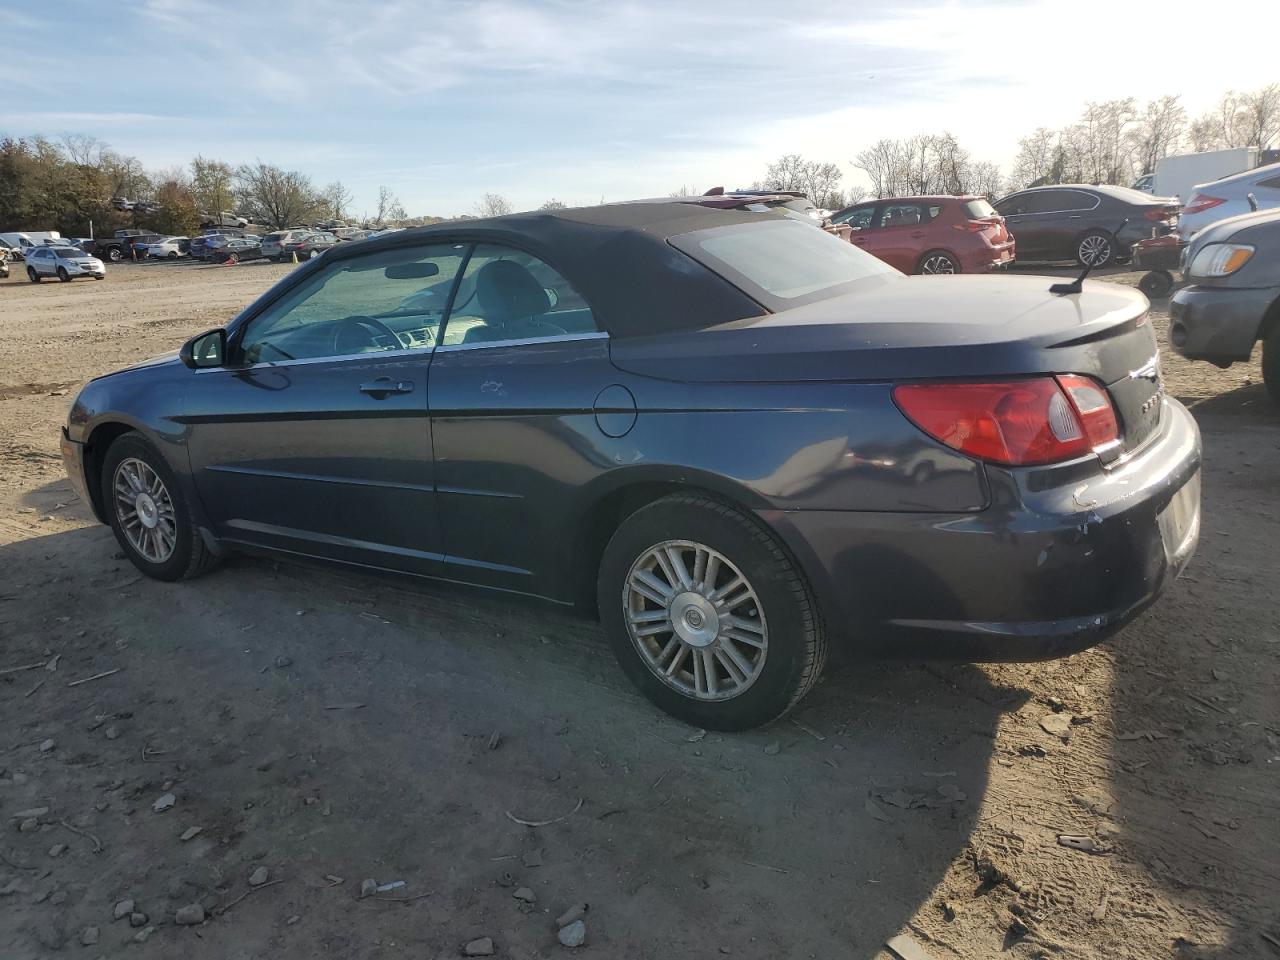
[1135,148,1261,202]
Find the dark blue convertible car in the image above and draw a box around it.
[61,201,1201,729]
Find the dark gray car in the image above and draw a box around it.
[994,185,1179,267]
[59,203,1202,730]
[1170,207,1280,403]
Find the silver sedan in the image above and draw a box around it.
[25,245,106,282]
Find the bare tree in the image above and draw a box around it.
[1078,99,1137,184]
[843,185,868,206]
[1187,116,1220,152]
[59,134,104,167]
[1130,95,1186,176]
[967,161,1005,198]
[321,181,354,220]
[374,185,406,225]
[475,193,513,217]
[1011,128,1057,188]
[761,155,844,207]
[1235,83,1280,149]
[540,198,568,210]
[190,156,236,219]
[235,161,322,229]
[669,185,697,197]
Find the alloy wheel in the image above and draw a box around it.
[1079,235,1111,265]
[113,457,178,563]
[921,254,957,275]
[623,540,768,701]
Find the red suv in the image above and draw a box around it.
[829,195,1015,274]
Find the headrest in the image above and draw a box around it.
[475,259,550,322]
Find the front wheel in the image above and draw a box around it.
[598,494,827,730]
[57,267,70,282]
[308,249,320,259]
[918,250,960,275]
[106,247,123,262]
[101,432,219,581]
[28,268,41,283]
[1076,231,1114,268]
[1263,323,1280,406]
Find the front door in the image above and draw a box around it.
[184,241,468,574]
[427,242,612,598]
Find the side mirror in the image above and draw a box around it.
[180,329,227,369]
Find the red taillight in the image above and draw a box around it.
[1144,207,1174,221]
[953,218,999,233]
[1182,194,1225,216]
[892,376,1120,466]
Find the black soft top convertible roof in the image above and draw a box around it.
[334,202,779,338]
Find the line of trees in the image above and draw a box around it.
[0,135,435,236]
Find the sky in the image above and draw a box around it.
[3,0,1275,217]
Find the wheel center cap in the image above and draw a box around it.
[135,493,159,529]
[670,592,719,648]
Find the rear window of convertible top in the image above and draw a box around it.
[669,218,899,311]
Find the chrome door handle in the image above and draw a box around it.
[359,378,413,397]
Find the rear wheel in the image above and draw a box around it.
[106,247,123,262]
[57,267,70,282]
[1263,322,1280,406]
[101,432,219,581]
[598,494,827,730]
[1076,231,1114,268]
[918,250,960,275]
[27,268,40,283]
[1138,270,1174,299]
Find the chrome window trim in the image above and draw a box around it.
[193,345,433,374]
[1000,188,1101,217]
[436,331,609,353]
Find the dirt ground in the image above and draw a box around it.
[0,257,1277,960]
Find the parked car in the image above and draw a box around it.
[0,249,9,279]
[199,235,259,260]
[59,202,1201,730]
[261,229,312,261]
[1170,207,1280,403]
[129,234,162,259]
[1178,162,1280,240]
[188,235,221,260]
[147,237,189,259]
[829,195,1015,274]
[89,230,156,263]
[25,245,105,282]
[209,238,263,262]
[993,185,1179,267]
[0,231,65,258]
[282,232,340,260]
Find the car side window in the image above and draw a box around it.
[1255,174,1280,190]
[1060,190,1097,212]
[833,206,875,230]
[875,203,930,229]
[237,243,468,364]
[442,244,597,347]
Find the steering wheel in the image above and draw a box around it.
[332,315,403,354]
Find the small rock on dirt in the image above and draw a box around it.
[81,926,100,946]
[249,866,270,887]
[13,806,49,820]
[886,933,939,960]
[180,826,202,842]
[47,843,67,857]
[175,903,205,925]
[556,902,588,927]
[49,890,68,905]
[558,919,587,947]
[512,886,536,903]
[521,848,543,868]
[359,878,377,899]
[166,878,186,899]
[152,792,176,813]
[133,926,155,943]
[39,738,55,753]
[130,911,148,927]
[113,898,135,921]
[274,655,293,668]
[104,725,120,740]
[1039,713,1073,739]
[763,741,781,755]
[463,936,495,956]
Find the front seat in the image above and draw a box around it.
[462,259,565,344]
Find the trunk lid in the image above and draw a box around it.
[610,274,1163,454]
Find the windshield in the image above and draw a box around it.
[670,218,899,309]
[50,247,81,257]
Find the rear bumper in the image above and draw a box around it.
[1170,283,1275,363]
[764,398,1201,661]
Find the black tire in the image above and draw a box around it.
[27,268,40,283]
[168,251,178,259]
[1263,322,1280,406]
[100,432,219,582]
[1076,230,1114,268]
[57,267,70,282]
[917,250,960,275]
[598,493,827,730]
[106,247,123,262]
[1138,270,1174,299]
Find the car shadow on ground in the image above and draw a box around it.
[0,523,1026,958]
[1103,399,1280,958]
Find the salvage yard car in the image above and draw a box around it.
[994,185,1179,267]
[59,202,1201,730]
[830,195,1015,274]
[1170,207,1280,403]
[26,245,105,282]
